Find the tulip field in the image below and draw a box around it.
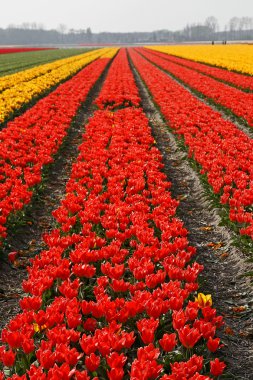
[0,45,253,379]
[0,48,95,77]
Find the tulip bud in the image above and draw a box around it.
[8,251,18,263]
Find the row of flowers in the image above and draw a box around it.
[137,48,253,128]
[129,48,253,239]
[0,55,114,245]
[0,49,99,93]
[0,48,56,55]
[0,48,225,379]
[0,50,98,94]
[0,49,101,78]
[146,44,253,76]
[95,49,141,109]
[146,47,253,92]
[0,48,118,124]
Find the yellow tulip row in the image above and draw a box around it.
[0,49,100,93]
[101,48,119,58]
[147,44,253,76]
[0,48,117,124]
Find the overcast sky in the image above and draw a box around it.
[1,0,252,32]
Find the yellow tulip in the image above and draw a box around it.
[33,323,47,333]
[195,292,213,308]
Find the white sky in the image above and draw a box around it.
[1,0,252,32]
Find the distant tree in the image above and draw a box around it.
[7,24,17,29]
[21,22,32,29]
[0,17,252,46]
[86,27,93,42]
[205,16,219,32]
[30,22,37,30]
[37,23,45,30]
[57,24,68,34]
[239,17,253,30]
[183,24,192,40]
[228,17,240,31]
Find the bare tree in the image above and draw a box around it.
[57,24,68,34]
[86,27,93,42]
[21,22,32,29]
[239,17,253,30]
[7,24,17,29]
[228,17,240,31]
[31,23,39,30]
[205,16,219,32]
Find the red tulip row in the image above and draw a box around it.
[0,48,56,55]
[0,48,225,379]
[145,48,253,92]
[0,57,110,245]
[137,48,253,127]
[129,48,253,239]
[95,48,140,110]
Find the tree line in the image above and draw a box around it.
[0,17,253,45]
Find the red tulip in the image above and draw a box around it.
[85,353,100,372]
[178,325,202,348]
[2,350,16,367]
[210,358,226,376]
[207,337,221,352]
[159,333,177,352]
[8,251,18,263]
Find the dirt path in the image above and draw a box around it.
[0,61,112,333]
[130,55,253,380]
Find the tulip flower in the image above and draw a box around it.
[178,325,202,348]
[8,251,18,263]
[85,353,100,372]
[210,358,226,376]
[2,350,16,367]
[159,333,177,352]
[207,336,222,352]
[195,293,213,308]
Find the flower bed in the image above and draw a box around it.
[145,44,253,76]
[0,48,113,124]
[146,47,253,92]
[0,48,225,380]
[0,56,112,245]
[137,48,253,127]
[0,49,95,78]
[129,48,253,240]
[95,48,140,109]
